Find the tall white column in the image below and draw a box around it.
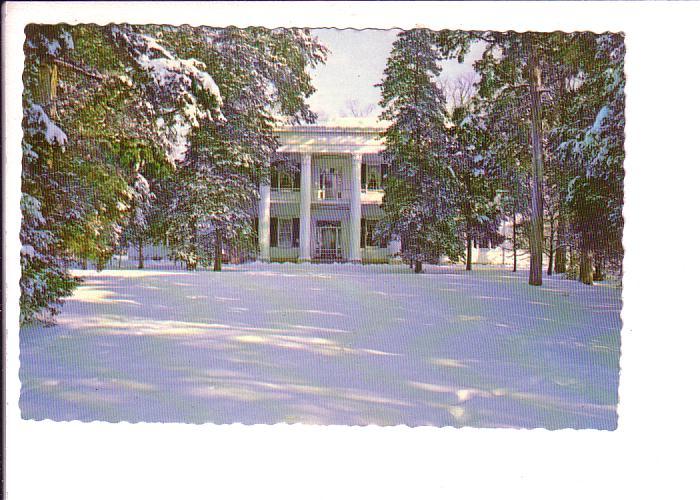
[349,153,362,263]
[299,154,312,261]
[258,182,271,262]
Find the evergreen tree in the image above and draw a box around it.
[165,124,258,270]
[157,26,326,270]
[450,45,533,273]
[437,31,624,285]
[446,104,505,270]
[556,34,625,283]
[20,24,326,322]
[378,29,461,273]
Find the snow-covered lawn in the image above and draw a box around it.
[19,263,621,429]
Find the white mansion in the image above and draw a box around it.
[257,121,400,263]
[127,120,509,266]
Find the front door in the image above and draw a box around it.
[316,222,341,260]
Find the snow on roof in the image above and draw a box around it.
[276,116,389,131]
[316,116,389,128]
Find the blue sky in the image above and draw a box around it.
[308,29,484,122]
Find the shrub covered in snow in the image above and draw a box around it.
[19,194,78,325]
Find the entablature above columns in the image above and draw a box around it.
[274,126,386,155]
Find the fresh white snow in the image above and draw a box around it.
[26,104,68,146]
[591,105,610,134]
[19,263,621,428]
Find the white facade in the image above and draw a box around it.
[123,123,510,267]
[258,124,400,263]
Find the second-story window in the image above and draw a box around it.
[362,163,388,191]
[271,161,301,191]
[278,172,294,190]
[319,167,342,199]
[367,166,381,190]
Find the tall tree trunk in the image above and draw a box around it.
[512,209,518,273]
[414,260,423,274]
[38,62,59,187]
[579,245,594,285]
[554,174,567,274]
[214,228,222,272]
[81,255,88,270]
[525,34,545,286]
[547,218,554,276]
[188,220,197,271]
[138,239,144,269]
[38,62,58,118]
[554,219,567,274]
[593,256,605,281]
[466,237,473,271]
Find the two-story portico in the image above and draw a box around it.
[257,123,400,263]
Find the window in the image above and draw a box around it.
[278,172,294,190]
[270,218,299,248]
[319,168,342,199]
[365,220,378,247]
[367,167,381,190]
[362,163,387,190]
[278,219,293,248]
[271,159,301,191]
[362,219,387,248]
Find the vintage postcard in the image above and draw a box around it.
[4,2,698,499]
[17,22,623,428]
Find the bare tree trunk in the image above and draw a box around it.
[579,246,594,285]
[593,256,605,281]
[228,241,235,264]
[512,210,518,273]
[466,237,473,271]
[187,220,198,271]
[547,218,554,276]
[414,260,423,274]
[214,228,222,272]
[554,224,567,274]
[554,246,567,273]
[138,239,144,269]
[38,62,58,118]
[525,34,544,286]
[554,188,567,273]
[82,255,88,270]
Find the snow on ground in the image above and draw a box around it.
[19,263,622,429]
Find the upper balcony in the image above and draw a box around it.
[271,150,388,206]
[270,188,300,203]
[272,184,385,205]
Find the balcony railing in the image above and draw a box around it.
[316,188,344,200]
[315,248,343,260]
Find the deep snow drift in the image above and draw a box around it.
[19,263,622,428]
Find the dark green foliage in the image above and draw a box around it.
[378,29,462,269]
[20,23,326,322]
[437,31,625,283]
